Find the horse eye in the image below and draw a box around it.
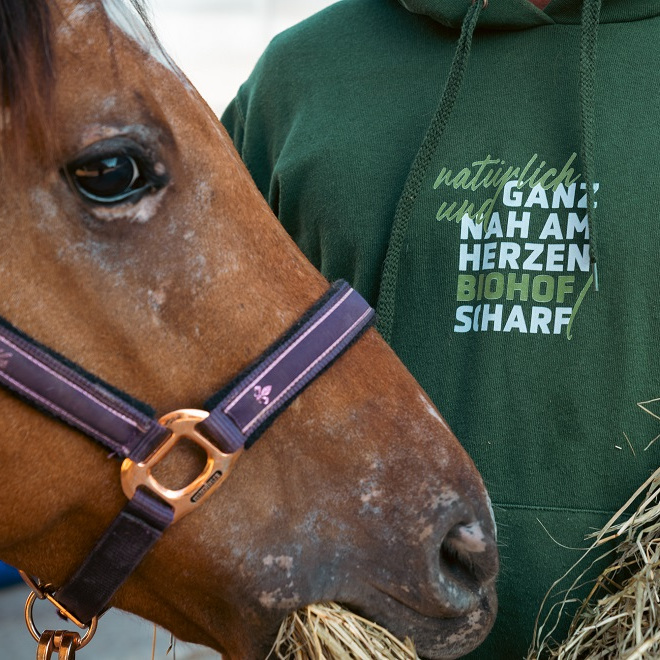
[68,154,148,204]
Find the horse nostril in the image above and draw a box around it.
[441,521,498,585]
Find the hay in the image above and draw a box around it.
[269,602,419,659]
[529,466,660,660]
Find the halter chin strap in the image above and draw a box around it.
[1,280,374,626]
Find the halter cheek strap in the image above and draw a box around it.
[1,281,374,626]
[0,320,169,462]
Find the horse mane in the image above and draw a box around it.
[0,0,161,170]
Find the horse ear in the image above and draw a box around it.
[0,0,56,175]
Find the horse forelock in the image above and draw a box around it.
[0,0,54,170]
[0,0,172,174]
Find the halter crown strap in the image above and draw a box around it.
[6,281,374,625]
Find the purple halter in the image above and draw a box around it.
[0,280,374,628]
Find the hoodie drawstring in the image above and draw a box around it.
[579,0,602,291]
[376,0,484,343]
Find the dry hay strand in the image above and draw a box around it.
[269,602,419,659]
[529,466,660,660]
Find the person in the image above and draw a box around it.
[221,0,660,656]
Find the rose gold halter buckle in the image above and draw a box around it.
[120,409,243,523]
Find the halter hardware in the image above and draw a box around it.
[22,572,98,659]
[24,588,98,646]
[121,409,242,523]
[37,631,82,660]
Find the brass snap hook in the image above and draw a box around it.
[37,630,81,659]
[37,630,55,660]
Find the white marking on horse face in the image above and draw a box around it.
[258,587,301,611]
[419,524,434,543]
[360,487,383,505]
[100,96,118,113]
[359,476,384,516]
[262,555,294,578]
[419,392,451,432]
[444,609,486,648]
[87,186,168,224]
[147,288,167,314]
[31,188,60,226]
[415,487,461,543]
[430,489,460,511]
[77,123,162,150]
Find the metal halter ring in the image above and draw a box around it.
[24,590,98,649]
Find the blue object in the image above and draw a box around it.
[0,561,21,587]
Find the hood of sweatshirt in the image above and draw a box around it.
[398,0,660,29]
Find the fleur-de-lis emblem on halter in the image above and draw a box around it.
[253,385,272,406]
[0,350,12,370]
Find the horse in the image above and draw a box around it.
[0,1,498,658]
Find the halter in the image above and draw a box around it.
[0,280,374,659]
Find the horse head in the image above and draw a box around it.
[0,1,498,657]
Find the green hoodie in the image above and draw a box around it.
[222,1,660,656]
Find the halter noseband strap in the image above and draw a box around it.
[1,280,374,626]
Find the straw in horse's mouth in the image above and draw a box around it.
[270,601,419,659]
